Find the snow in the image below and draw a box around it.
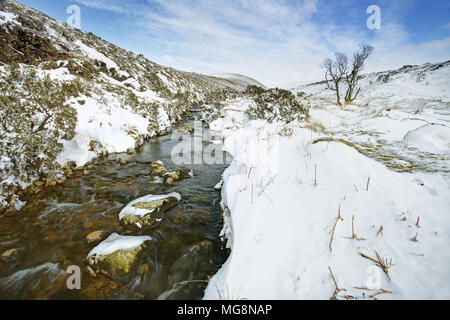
[204,63,450,300]
[211,73,267,89]
[74,40,119,71]
[87,233,152,258]
[118,192,181,220]
[0,11,19,26]
[403,124,450,154]
[57,96,157,166]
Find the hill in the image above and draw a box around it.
[0,0,254,209]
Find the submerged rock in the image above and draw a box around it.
[86,230,106,243]
[167,240,213,287]
[119,193,181,230]
[86,233,153,282]
[1,247,24,262]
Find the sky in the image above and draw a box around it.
[16,0,450,87]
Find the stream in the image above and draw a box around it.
[0,111,229,300]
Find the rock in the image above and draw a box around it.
[86,266,97,278]
[86,233,153,282]
[1,248,24,262]
[86,230,106,243]
[65,161,77,169]
[89,140,102,152]
[119,193,181,230]
[150,161,168,178]
[163,168,193,185]
[177,123,195,135]
[83,170,90,176]
[136,292,145,300]
[126,148,134,155]
[119,158,127,165]
[177,168,193,179]
[5,196,26,214]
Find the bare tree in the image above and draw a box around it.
[323,45,374,106]
[344,44,374,104]
[323,53,348,106]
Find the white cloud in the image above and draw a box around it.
[71,0,128,13]
[71,0,450,87]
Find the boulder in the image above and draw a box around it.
[86,233,153,282]
[119,193,181,230]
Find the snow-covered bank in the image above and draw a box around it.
[204,85,450,299]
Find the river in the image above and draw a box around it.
[0,111,229,300]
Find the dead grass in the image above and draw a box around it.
[304,120,326,133]
[360,251,393,281]
[329,204,343,253]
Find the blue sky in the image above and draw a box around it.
[17,0,450,86]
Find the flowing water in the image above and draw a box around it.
[0,112,229,300]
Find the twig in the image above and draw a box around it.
[416,217,420,228]
[344,215,365,241]
[314,164,317,187]
[366,176,371,191]
[376,225,384,237]
[329,205,344,253]
[411,232,419,242]
[354,184,359,192]
[328,266,346,300]
[369,289,392,299]
[354,287,392,299]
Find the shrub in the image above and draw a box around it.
[244,85,310,123]
[0,68,78,200]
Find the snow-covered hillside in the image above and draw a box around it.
[204,61,450,300]
[211,73,268,89]
[0,0,259,210]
